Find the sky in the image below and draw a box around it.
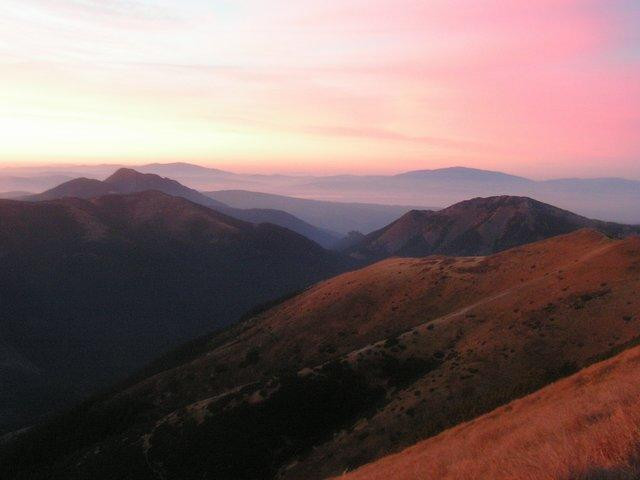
[0,0,639,178]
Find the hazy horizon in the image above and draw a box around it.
[2,161,640,182]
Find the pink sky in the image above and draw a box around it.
[0,0,638,178]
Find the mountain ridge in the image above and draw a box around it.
[394,166,533,183]
[348,195,639,260]
[5,163,640,222]
[25,168,340,247]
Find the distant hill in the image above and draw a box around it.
[348,195,639,260]
[394,166,532,184]
[205,189,423,234]
[339,343,640,480]
[137,162,233,177]
[297,167,640,224]
[0,191,349,434]
[26,169,339,247]
[4,230,639,479]
[5,163,640,223]
[26,168,229,208]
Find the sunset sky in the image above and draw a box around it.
[1,0,639,177]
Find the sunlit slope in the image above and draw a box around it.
[338,343,640,480]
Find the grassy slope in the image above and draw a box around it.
[338,343,640,480]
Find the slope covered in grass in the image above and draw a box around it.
[339,343,640,480]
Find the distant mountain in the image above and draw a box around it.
[134,162,249,191]
[0,191,350,434]
[205,189,423,235]
[348,195,639,260]
[4,230,639,479]
[26,168,228,207]
[296,167,640,224]
[5,163,640,222]
[26,169,339,247]
[137,162,232,177]
[394,166,533,184]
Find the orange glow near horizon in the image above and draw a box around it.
[0,1,639,178]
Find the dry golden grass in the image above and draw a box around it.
[338,345,640,480]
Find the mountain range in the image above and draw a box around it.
[3,163,639,224]
[3,229,639,479]
[3,176,639,438]
[0,191,349,434]
[2,163,640,479]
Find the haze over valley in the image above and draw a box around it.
[3,163,640,224]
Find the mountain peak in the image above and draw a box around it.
[103,168,186,194]
[349,195,637,259]
[448,195,538,209]
[26,169,337,246]
[105,167,155,182]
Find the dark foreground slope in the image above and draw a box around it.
[339,343,640,480]
[27,168,340,247]
[0,192,348,433]
[348,195,639,260]
[2,230,639,479]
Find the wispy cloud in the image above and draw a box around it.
[300,126,496,152]
[0,0,638,177]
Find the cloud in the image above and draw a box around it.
[0,0,638,177]
[300,126,495,153]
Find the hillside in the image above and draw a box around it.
[348,195,639,260]
[0,192,348,434]
[338,343,640,480]
[3,229,639,479]
[26,169,339,247]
